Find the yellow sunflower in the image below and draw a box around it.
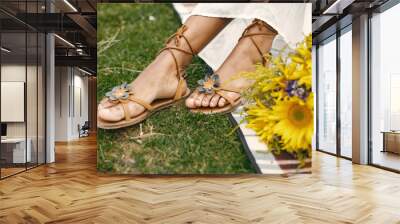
[245,99,276,143]
[269,95,314,152]
[241,35,313,160]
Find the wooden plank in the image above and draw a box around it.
[1,135,400,223]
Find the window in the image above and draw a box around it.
[0,1,46,179]
[316,25,353,159]
[339,27,352,158]
[317,36,337,154]
[370,2,400,171]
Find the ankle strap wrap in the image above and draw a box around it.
[239,19,277,65]
[165,25,196,55]
[158,24,196,100]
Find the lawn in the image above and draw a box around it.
[97,3,256,174]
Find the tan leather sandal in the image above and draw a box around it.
[98,25,196,129]
[190,19,278,114]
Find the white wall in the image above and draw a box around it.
[54,67,89,141]
[55,67,69,141]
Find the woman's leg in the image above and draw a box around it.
[99,16,231,122]
[186,20,277,109]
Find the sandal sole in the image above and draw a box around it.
[97,88,190,130]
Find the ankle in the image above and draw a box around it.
[241,36,275,65]
[243,24,277,63]
[165,41,194,66]
[235,39,264,65]
[153,52,186,83]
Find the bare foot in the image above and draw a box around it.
[98,15,231,123]
[98,39,193,122]
[186,21,277,109]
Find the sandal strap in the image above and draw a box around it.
[239,19,277,65]
[174,78,186,101]
[210,86,241,106]
[161,48,188,100]
[103,25,195,121]
[215,89,238,106]
[242,19,277,34]
[158,24,195,101]
[218,86,241,94]
[165,25,196,55]
[107,96,154,121]
[127,96,154,111]
[103,90,154,110]
[241,33,274,65]
[120,102,131,121]
[159,46,193,57]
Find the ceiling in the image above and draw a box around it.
[312,0,390,43]
[0,0,97,74]
[1,0,395,74]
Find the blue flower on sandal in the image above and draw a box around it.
[197,74,220,94]
[105,82,132,101]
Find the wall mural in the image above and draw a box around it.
[97,3,312,174]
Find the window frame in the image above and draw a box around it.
[315,24,353,161]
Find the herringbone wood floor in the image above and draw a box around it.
[1,135,400,224]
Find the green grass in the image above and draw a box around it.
[97,3,255,174]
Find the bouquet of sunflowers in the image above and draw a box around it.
[241,35,313,166]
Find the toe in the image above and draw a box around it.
[98,101,146,122]
[126,102,145,117]
[185,98,196,108]
[98,98,113,110]
[195,94,205,107]
[185,92,198,108]
[209,95,220,108]
[98,105,124,122]
[202,94,213,107]
[218,92,241,107]
[218,98,227,107]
